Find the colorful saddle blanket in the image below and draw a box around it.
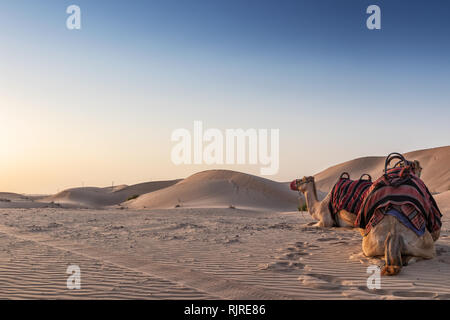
[355,167,442,235]
[328,173,373,221]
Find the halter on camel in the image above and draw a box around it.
[290,177,315,193]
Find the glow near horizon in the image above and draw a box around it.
[0,1,449,194]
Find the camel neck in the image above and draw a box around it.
[304,184,319,215]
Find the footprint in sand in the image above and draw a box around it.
[297,274,342,290]
[283,252,309,259]
[294,241,318,249]
[316,237,339,242]
[259,261,305,273]
[261,242,312,273]
[436,246,450,256]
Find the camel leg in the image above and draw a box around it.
[362,234,385,257]
[431,229,440,242]
[336,210,356,227]
[362,219,391,257]
[401,228,435,259]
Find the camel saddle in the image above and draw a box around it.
[328,172,373,224]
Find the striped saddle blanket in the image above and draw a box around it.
[355,166,442,236]
[328,173,373,221]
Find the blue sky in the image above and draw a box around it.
[0,0,449,193]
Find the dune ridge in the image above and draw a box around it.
[126,170,300,211]
[0,192,29,201]
[0,192,56,209]
[43,180,181,207]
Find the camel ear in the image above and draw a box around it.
[415,160,422,169]
[411,160,422,176]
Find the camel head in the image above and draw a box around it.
[411,160,423,178]
[389,154,423,178]
[290,176,316,194]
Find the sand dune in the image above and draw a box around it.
[18,146,447,211]
[40,146,448,210]
[405,146,450,193]
[0,192,56,209]
[436,191,450,213]
[127,170,300,211]
[43,180,180,208]
[314,146,450,194]
[0,192,29,202]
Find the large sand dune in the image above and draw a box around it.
[36,146,449,210]
[314,146,450,194]
[43,180,180,208]
[127,147,449,211]
[127,170,300,211]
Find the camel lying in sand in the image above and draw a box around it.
[292,176,355,227]
[356,154,441,276]
[290,160,423,228]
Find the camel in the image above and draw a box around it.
[293,176,356,228]
[358,154,440,276]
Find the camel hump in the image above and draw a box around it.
[381,232,403,276]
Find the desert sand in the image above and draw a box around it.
[0,146,449,299]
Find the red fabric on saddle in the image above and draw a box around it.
[355,167,442,235]
[328,177,373,219]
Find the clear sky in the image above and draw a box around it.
[1,0,449,194]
